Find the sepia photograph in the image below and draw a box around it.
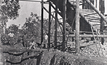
[0,0,107,65]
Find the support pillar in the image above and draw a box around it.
[54,2,58,49]
[41,0,44,44]
[75,0,80,53]
[94,0,97,7]
[62,0,67,51]
[82,0,85,9]
[100,0,105,45]
[48,1,51,48]
[97,0,99,10]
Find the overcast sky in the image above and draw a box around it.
[7,1,43,28]
[6,0,107,28]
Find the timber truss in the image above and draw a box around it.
[40,0,107,55]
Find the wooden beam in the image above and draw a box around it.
[62,0,67,51]
[99,0,105,14]
[48,1,51,48]
[57,34,107,38]
[97,0,99,10]
[43,7,62,26]
[54,1,58,48]
[75,0,80,53]
[41,0,44,44]
[100,0,105,44]
[85,0,107,23]
[82,0,85,9]
[94,0,97,7]
[50,2,62,17]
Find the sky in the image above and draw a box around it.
[7,1,43,28]
[6,0,107,28]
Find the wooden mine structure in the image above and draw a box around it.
[1,0,107,65]
[40,0,107,53]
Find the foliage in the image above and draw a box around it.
[0,0,20,19]
[1,33,9,45]
[8,24,19,34]
[1,24,19,45]
[22,13,41,43]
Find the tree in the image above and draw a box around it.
[0,0,20,33]
[8,24,19,34]
[1,0,20,19]
[0,0,20,64]
[21,13,41,47]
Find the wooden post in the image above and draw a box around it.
[57,34,107,38]
[85,0,107,23]
[99,0,105,14]
[41,0,44,44]
[82,0,85,9]
[62,0,67,51]
[97,0,99,10]
[100,0,105,44]
[48,1,51,48]
[50,2,62,16]
[75,0,80,53]
[94,0,97,7]
[54,2,58,49]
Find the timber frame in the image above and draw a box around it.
[40,0,107,53]
[1,0,107,65]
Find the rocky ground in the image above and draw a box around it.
[66,37,107,58]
